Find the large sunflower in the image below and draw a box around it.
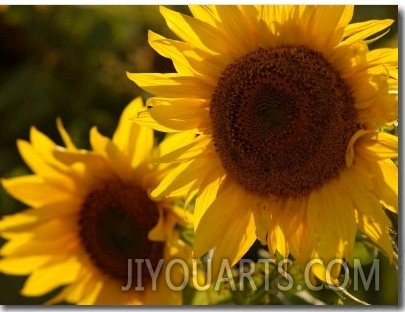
[0,97,192,304]
[127,6,398,283]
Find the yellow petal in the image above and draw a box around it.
[374,159,398,213]
[56,118,78,150]
[339,167,394,258]
[195,182,257,279]
[194,166,225,229]
[366,48,398,69]
[0,199,80,232]
[147,99,210,132]
[276,196,307,241]
[17,140,75,191]
[267,226,289,259]
[345,130,370,167]
[336,5,354,30]
[214,6,258,55]
[152,150,219,201]
[354,207,394,261]
[168,204,193,228]
[77,278,104,305]
[357,95,398,129]
[151,158,206,199]
[94,278,131,305]
[46,263,104,305]
[52,147,113,183]
[252,197,276,245]
[17,139,53,174]
[351,149,397,213]
[255,196,306,253]
[343,19,394,45]
[90,127,131,182]
[112,97,154,169]
[148,30,195,76]
[188,5,218,27]
[257,5,293,48]
[148,208,166,241]
[21,256,81,296]
[258,5,295,25]
[194,181,256,258]
[29,128,83,194]
[48,269,90,304]
[0,255,52,275]
[300,6,353,54]
[29,126,74,181]
[129,104,181,133]
[302,180,356,282]
[155,134,211,163]
[1,232,78,256]
[127,73,213,99]
[356,132,398,160]
[2,215,78,240]
[29,126,56,159]
[159,6,235,57]
[142,270,182,305]
[1,176,74,207]
[155,132,197,160]
[357,158,398,213]
[148,30,225,80]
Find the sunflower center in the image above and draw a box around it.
[79,178,164,285]
[210,45,357,197]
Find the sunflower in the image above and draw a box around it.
[127,6,398,283]
[0,97,193,305]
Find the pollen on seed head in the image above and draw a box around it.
[210,45,357,198]
[79,178,164,285]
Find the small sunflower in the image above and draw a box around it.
[0,97,192,305]
[127,6,398,283]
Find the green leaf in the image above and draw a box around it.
[348,242,376,267]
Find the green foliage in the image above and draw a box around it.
[348,242,377,268]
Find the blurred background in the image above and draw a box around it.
[0,5,398,305]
